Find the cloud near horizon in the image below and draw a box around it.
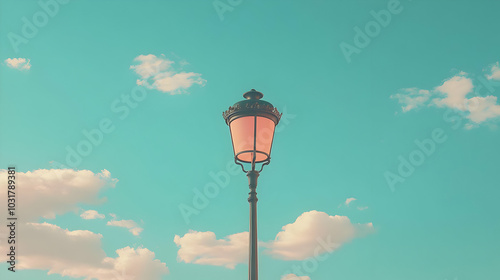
[130,54,206,94]
[174,230,248,269]
[262,210,374,260]
[391,64,500,127]
[0,169,116,222]
[174,210,374,268]
[281,274,311,280]
[0,222,168,279]
[5,57,31,70]
[0,168,167,280]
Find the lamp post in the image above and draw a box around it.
[223,89,282,280]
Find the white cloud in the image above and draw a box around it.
[487,62,500,80]
[81,210,105,220]
[466,95,500,123]
[0,169,116,222]
[5,57,31,70]
[0,168,167,279]
[392,70,500,126]
[344,197,357,206]
[152,71,205,93]
[391,88,431,112]
[281,274,311,280]
[174,230,248,269]
[357,206,369,211]
[262,210,374,260]
[130,54,206,94]
[102,246,168,280]
[433,75,474,110]
[0,222,168,279]
[175,211,374,267]
[130,54,173,79]
[107,219,143,236]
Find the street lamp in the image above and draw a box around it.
[223,89,282,280]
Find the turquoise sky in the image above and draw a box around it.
[1,0,500,280]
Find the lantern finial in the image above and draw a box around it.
[243,89,263,100]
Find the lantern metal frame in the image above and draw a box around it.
[223,89,282,172]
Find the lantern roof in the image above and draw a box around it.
[223,89,282,125]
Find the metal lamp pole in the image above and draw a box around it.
[223,89,281,280]
[247,170,259,280]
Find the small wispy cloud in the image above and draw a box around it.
[357,206,368,211]
[345,197,357,206]
[130,54,206,94]
[107,219,143,236]
[487,62,500,80]
[5,57,31,70]
[391,88,430,112]
[80,210,105,220]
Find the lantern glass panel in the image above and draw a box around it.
[229,115,276,163]
[255,116,275,159]
[230,116,255,162]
